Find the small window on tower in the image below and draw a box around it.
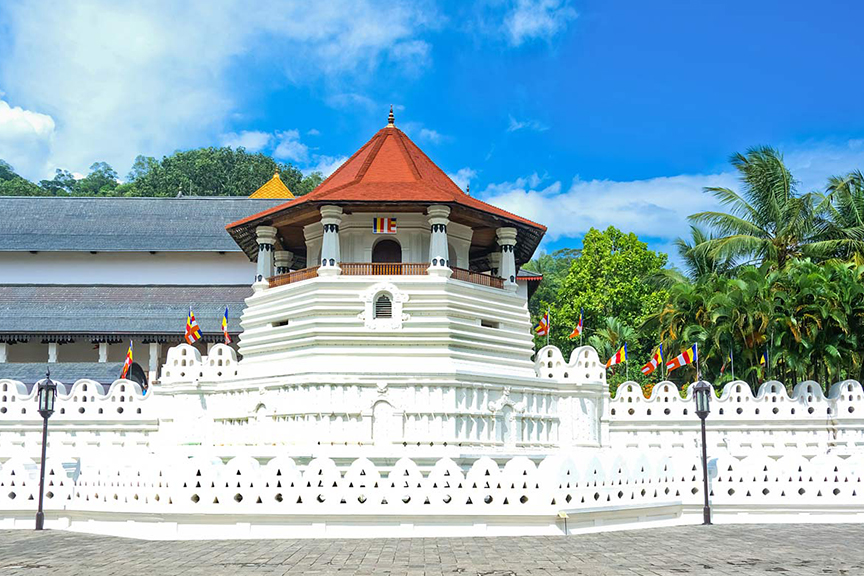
[375,294,392,319]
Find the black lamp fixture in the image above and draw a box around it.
[35,370,57,531]
[692,379,712,525]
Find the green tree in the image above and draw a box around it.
[541,227,667,391]
[523,248,580,318]
[0,159,16,181]
[690,146,817,269]
[76,162,120,195]
[813,171,864,264]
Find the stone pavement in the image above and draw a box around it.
[0,524,861,575]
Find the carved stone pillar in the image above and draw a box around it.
[496,227,518,290]
[274,250,294,275]
[318,205,343,277]
[427,204,452,278]
[488,252,502,278]
[254,225,278,290]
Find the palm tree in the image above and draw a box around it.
[812,171,864,264]
[587,316,635,363]
[690,146,817,269]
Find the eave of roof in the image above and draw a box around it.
[226,125,546,267]
[0,284,252,337]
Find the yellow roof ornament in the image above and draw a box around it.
[249,169,295,199]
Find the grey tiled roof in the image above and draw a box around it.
[0,363,121,390]
[0,196,285,252]
[0,284,252,337]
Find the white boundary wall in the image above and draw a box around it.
[2,450,864,539]
[2,343,864,538]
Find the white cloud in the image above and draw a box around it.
[325,92,377,110]
[419,128,447,144]
[503,0,577,47]
[304,155,348,178]
[306,128,321,136]
[388,40,432,75]
[0,98,55,177]
[447,167,477,191]
[0,0,435,179]
[273,130,309,163]
[478,140,864,265]
[219,130,272,152]
[507,114,548,133]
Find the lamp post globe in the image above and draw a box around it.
[35,370,58,531]
[692,379,712,525]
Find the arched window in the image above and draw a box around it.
[372,239,401,263]
[448,243,457,267]
[374,294,393,318]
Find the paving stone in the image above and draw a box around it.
[0,524,862,575]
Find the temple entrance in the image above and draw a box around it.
[372,239,402,263]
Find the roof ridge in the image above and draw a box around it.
[392,129,422,181]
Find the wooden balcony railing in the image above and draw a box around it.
[341,263,428,276]
[268,266,319,288]
[267,263,505,289]
[450,267,505,289]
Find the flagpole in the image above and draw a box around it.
[546,307,550,348]
[730,348,735,381]
[579,309,583,347]
[696,343,701,382]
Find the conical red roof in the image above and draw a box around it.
[227,122,546,266]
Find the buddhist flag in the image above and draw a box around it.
[606,344,627,368]
[667,344,697,373]
[720,350,732,375]
[222,307,232,344]
[568,309,584,339]
[185,307,202,344]
[760,349,768,366]
[641,345,663,375]
[534,312,550,336]
[120,341,133,379]
[373,217,397,234]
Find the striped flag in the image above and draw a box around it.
[759,349,768,366]
[605,344,627,368]
[641,345,663,375]
[373,217,397,234]
[120,341,133,379]
[667,344,697,373]
[534,312,550,336]
[185,307,202,344]
[222,307,232,344]
[568,309,584,339]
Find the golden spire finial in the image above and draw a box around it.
[387,104,395,127]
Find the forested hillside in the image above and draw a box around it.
[0,148,323,198]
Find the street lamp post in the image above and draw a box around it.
[693,380,712,525]
[35,371,57,531]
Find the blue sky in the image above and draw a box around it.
[2,0,864,265]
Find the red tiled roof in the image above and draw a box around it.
[227,126,546,232]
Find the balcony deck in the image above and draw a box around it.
[268,264,505,290]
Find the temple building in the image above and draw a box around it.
[0,187,289,387]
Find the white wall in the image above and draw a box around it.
[0,251,254,285]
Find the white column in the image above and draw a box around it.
[427,204,452,278]
[274,250,294,275]
[48,342,58,363]
[488,252,502,278]
[98,342,108,363]
[0,343,7,363]
[253,225,278,291]
[149,342,160,384]
[318,205,343,277]
[496,227,518,290]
